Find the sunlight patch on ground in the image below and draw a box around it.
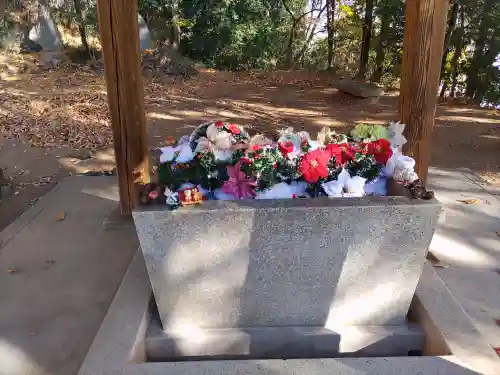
[430,232,498,268]
[0,340,48,375]
[313,118,344,127]
[437,115,499,124]
[478,134,500,140]
[147,112,182,121]
[204,108,253,119]
[231,100,324,116]
[169,109,206,117]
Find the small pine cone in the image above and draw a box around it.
[408,179,434,200]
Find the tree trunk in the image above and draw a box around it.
[439,1,458,76]
[326,0,335,69]
[371,11,389,82]
[171,14,181,50]
[295,24,317,66]
[449,6,464,97]
[357,0,374,79]
[465,1,494,98]
[74,0,90,55]
[439,81,448,98]
[285,20,297,68]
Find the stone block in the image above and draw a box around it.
[337,79,383,98]
[145,304,425,360]
[133,196,441,331]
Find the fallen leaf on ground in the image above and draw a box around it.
[7,268,20,274]
[29,331,37,336]
[495,319,500,326]
[458,199,481,205]
[57,211,66,221]
[496,232,500,238]
[426,252,450,268]
[494,347,500,357]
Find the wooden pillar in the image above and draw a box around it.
[400,0,449,183]
[97,0,149,214]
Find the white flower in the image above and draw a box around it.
[249,134,273,147]
[159,146,178,163]
[195,124,233,161]
[176,143,195,163]
[159,143,194,164]
[388,121,407,151]
[255,182,308,199]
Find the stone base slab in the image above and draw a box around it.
[78,251,500,375]
[145,322,425,361]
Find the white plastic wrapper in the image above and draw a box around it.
[255,181,308,199]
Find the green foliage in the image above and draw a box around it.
[3,0,500,101]
[346,153,381,182]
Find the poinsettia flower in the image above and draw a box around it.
[221,161,257,199]
[215,120,225,128]
[365,139,393,164]
[227,123,241,135]
[340,143,358,163]
[299,149,330,183]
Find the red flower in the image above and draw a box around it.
[252,145,262,152]
[227,123,241,135]
[241,156,252,164]
[326,143,358,165]
[366,139,393,164]
[326,144,343,165]
[215,120,224,128]
[279,141,295,156]
[148,190,159,200]
[299,149,330,183]
[340,143,357,163]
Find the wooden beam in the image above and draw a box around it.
[97,0,149,214]
[400,0,449,183]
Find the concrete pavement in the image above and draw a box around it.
[0,176,138,375]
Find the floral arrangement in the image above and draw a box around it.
[142,120,433,208]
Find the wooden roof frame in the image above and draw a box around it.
[96,0,449,214]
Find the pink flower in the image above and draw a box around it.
[221,161,257,199]
[148,190,159,200]
[215,120,225,128]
